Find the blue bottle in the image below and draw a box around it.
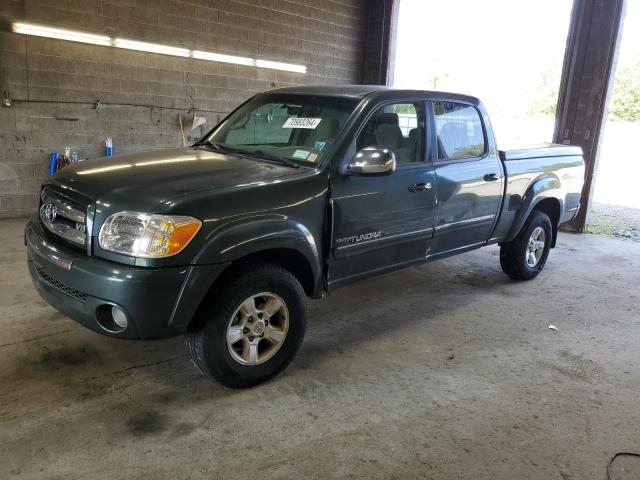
[105,137,113,157]
[48,152,59,176]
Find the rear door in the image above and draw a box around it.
[428,100,504,257]
[328,99,436,287]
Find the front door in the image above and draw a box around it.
[428,100,504,257]
[328,100,436,288]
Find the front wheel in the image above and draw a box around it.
[185,262,307,388]
[500,210,552,280]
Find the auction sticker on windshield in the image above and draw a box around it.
[292,149,311,160]
[282,117,322,129]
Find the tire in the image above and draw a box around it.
[500,210,553,280]
[185,262,307,388]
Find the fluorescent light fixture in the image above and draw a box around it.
[194,51,306,73]
[12,22,111,46]
[12,22,307,73]
[256,59,307,74]
[114,38,190,57]
[192,50,254,66]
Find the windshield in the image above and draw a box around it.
[203,94,358,165]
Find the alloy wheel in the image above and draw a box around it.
[526,226,546,267]
[225,292,289,366]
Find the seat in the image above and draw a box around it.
[375,123,403,148]
[317,117,340,139]
[407,128,419,158]
[375,114,412,163]
[377,112,401,127]
[305,117,340,147]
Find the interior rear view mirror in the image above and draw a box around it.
[347,147,396,176]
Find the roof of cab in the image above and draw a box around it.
[268,85,480,104]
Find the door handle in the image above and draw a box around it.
[408,182,431,193]
[484,173,499,181]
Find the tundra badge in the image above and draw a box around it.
[336,231,382,246]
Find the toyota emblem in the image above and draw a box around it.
[43,202,58,223]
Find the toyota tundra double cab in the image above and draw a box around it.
[25,86,585,387]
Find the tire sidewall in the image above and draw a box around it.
[517,212,552,278]
[199,268,306,386]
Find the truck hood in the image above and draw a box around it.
[53,147,302,210]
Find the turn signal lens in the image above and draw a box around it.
[164,220,201,255]
[99,212,202,258]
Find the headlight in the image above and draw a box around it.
[98,212,202,258]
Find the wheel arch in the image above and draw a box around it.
[504,175,563,247]
[208,248,318,299]
[194,216,323,296]
[532,198,561,247]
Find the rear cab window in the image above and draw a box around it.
[434,101,486,160]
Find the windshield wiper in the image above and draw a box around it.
[196,141,232,155]
[246,150,300,169]
[198,141,300,169]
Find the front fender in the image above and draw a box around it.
[193,214,322,287]
[505,176,563,243]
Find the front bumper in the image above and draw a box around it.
[25,216,227,340]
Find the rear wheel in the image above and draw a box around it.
[185,262,307,388]
[500,210,552,280]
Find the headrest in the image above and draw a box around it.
[375,123,402,148]
[377,112,399,126]
[316,117,339,140]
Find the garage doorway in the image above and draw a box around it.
[390,0,573,148]
[592,0,640,209]
[587,0,640,241]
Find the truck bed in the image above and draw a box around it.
[490,143,585,243]
[499,144,583,161]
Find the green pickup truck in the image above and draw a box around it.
[25,86,584,387]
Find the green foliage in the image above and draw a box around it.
[450,144,484,159]
[528,66,560,116]
[391,104,416,114]
[527,57,640,121]
[609,57,640,121]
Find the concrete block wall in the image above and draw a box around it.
[0,0,367,217]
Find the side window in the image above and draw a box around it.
[434,101,485,160]
[357,102,425,164]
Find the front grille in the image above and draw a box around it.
[39,187,88,247]
[34,263,88,302]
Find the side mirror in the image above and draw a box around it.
[347,147,396,176]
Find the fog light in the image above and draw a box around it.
[111,306,128,329]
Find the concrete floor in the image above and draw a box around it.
[1,217,639,480]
